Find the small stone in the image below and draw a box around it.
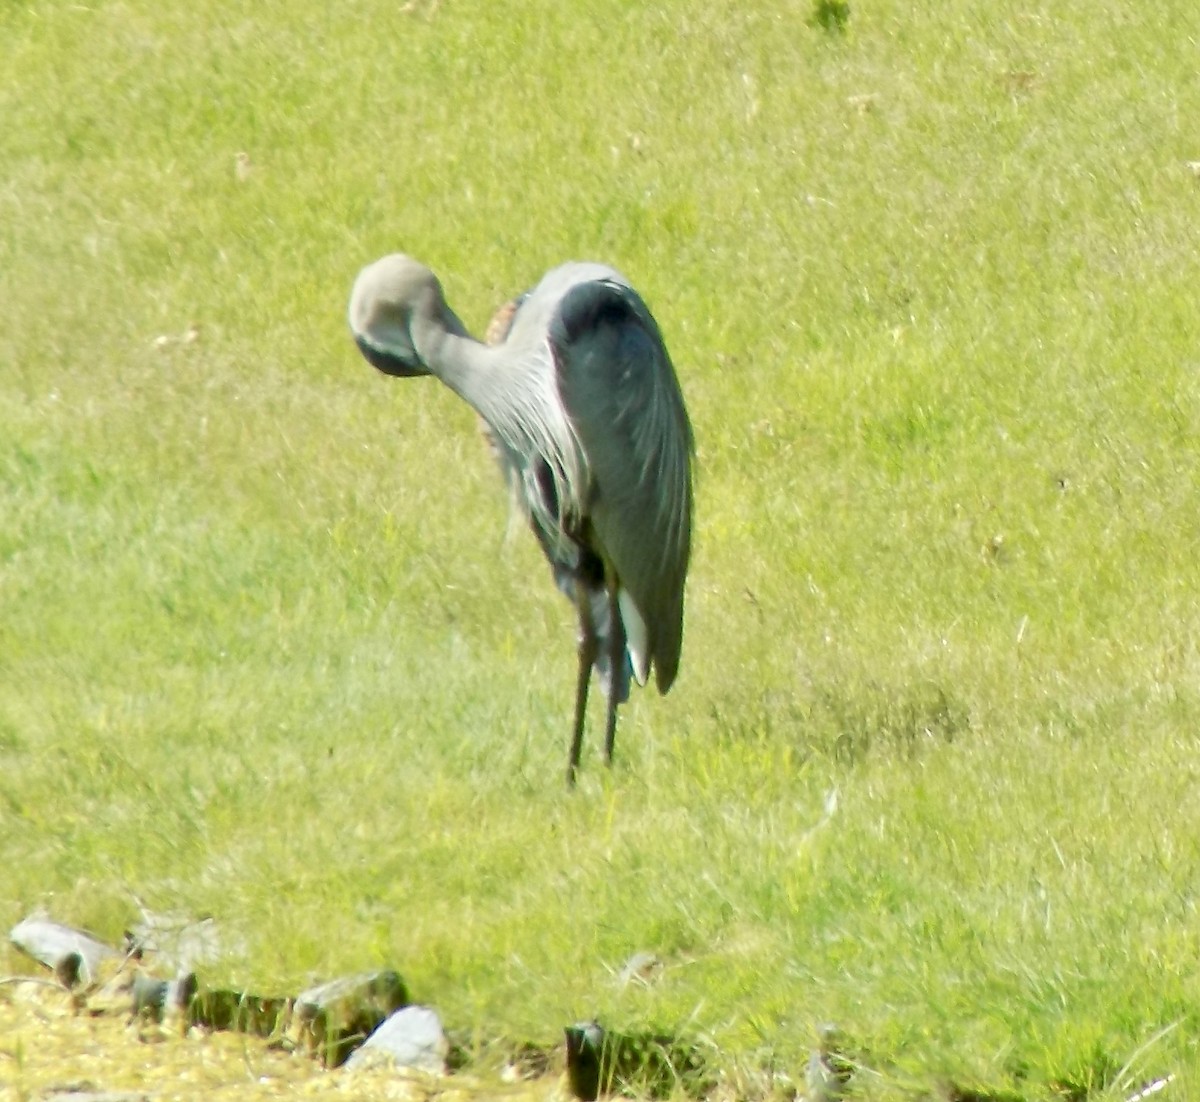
[564,1020,712,1100]
[128,970,197,1024]
[54,953,84,990]
[10,915,122,987]
[189,987,291,1037]
[130,974,169,1021]
[345,1005,448,1074]
[291,969,409,1067]
[564,1020,607,1101]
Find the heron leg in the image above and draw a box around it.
[602,588,623,766]
[567,603,598,788]
[601,684,619,766]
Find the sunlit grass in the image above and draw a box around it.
[4,0,1200,1097]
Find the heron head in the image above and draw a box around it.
[348,254,444,378]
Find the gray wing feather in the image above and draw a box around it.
[549,280,694,693]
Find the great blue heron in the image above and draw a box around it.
[348,254,694,785]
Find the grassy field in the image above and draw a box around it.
[5,0,1200,1097]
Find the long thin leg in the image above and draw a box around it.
[602,588,623,766]
[601,686,619,767]
[567,605,598,788]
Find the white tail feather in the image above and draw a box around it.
[617,589,650,686]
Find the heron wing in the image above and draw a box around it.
[549,279,694,693]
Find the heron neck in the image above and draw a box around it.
[412,305,497,407]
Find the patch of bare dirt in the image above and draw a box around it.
[0,980,557,1102]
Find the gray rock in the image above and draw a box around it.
[10,914,122,987]
[345,1005,448,1074]
[565,1020,608,1101]
[130,974,169,1020]
[189,987,292,1037]
[291,969,409,1067]
[564,1020,712,1100]
[130,970,198,1024]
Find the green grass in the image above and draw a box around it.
[5,0,1200,1096]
